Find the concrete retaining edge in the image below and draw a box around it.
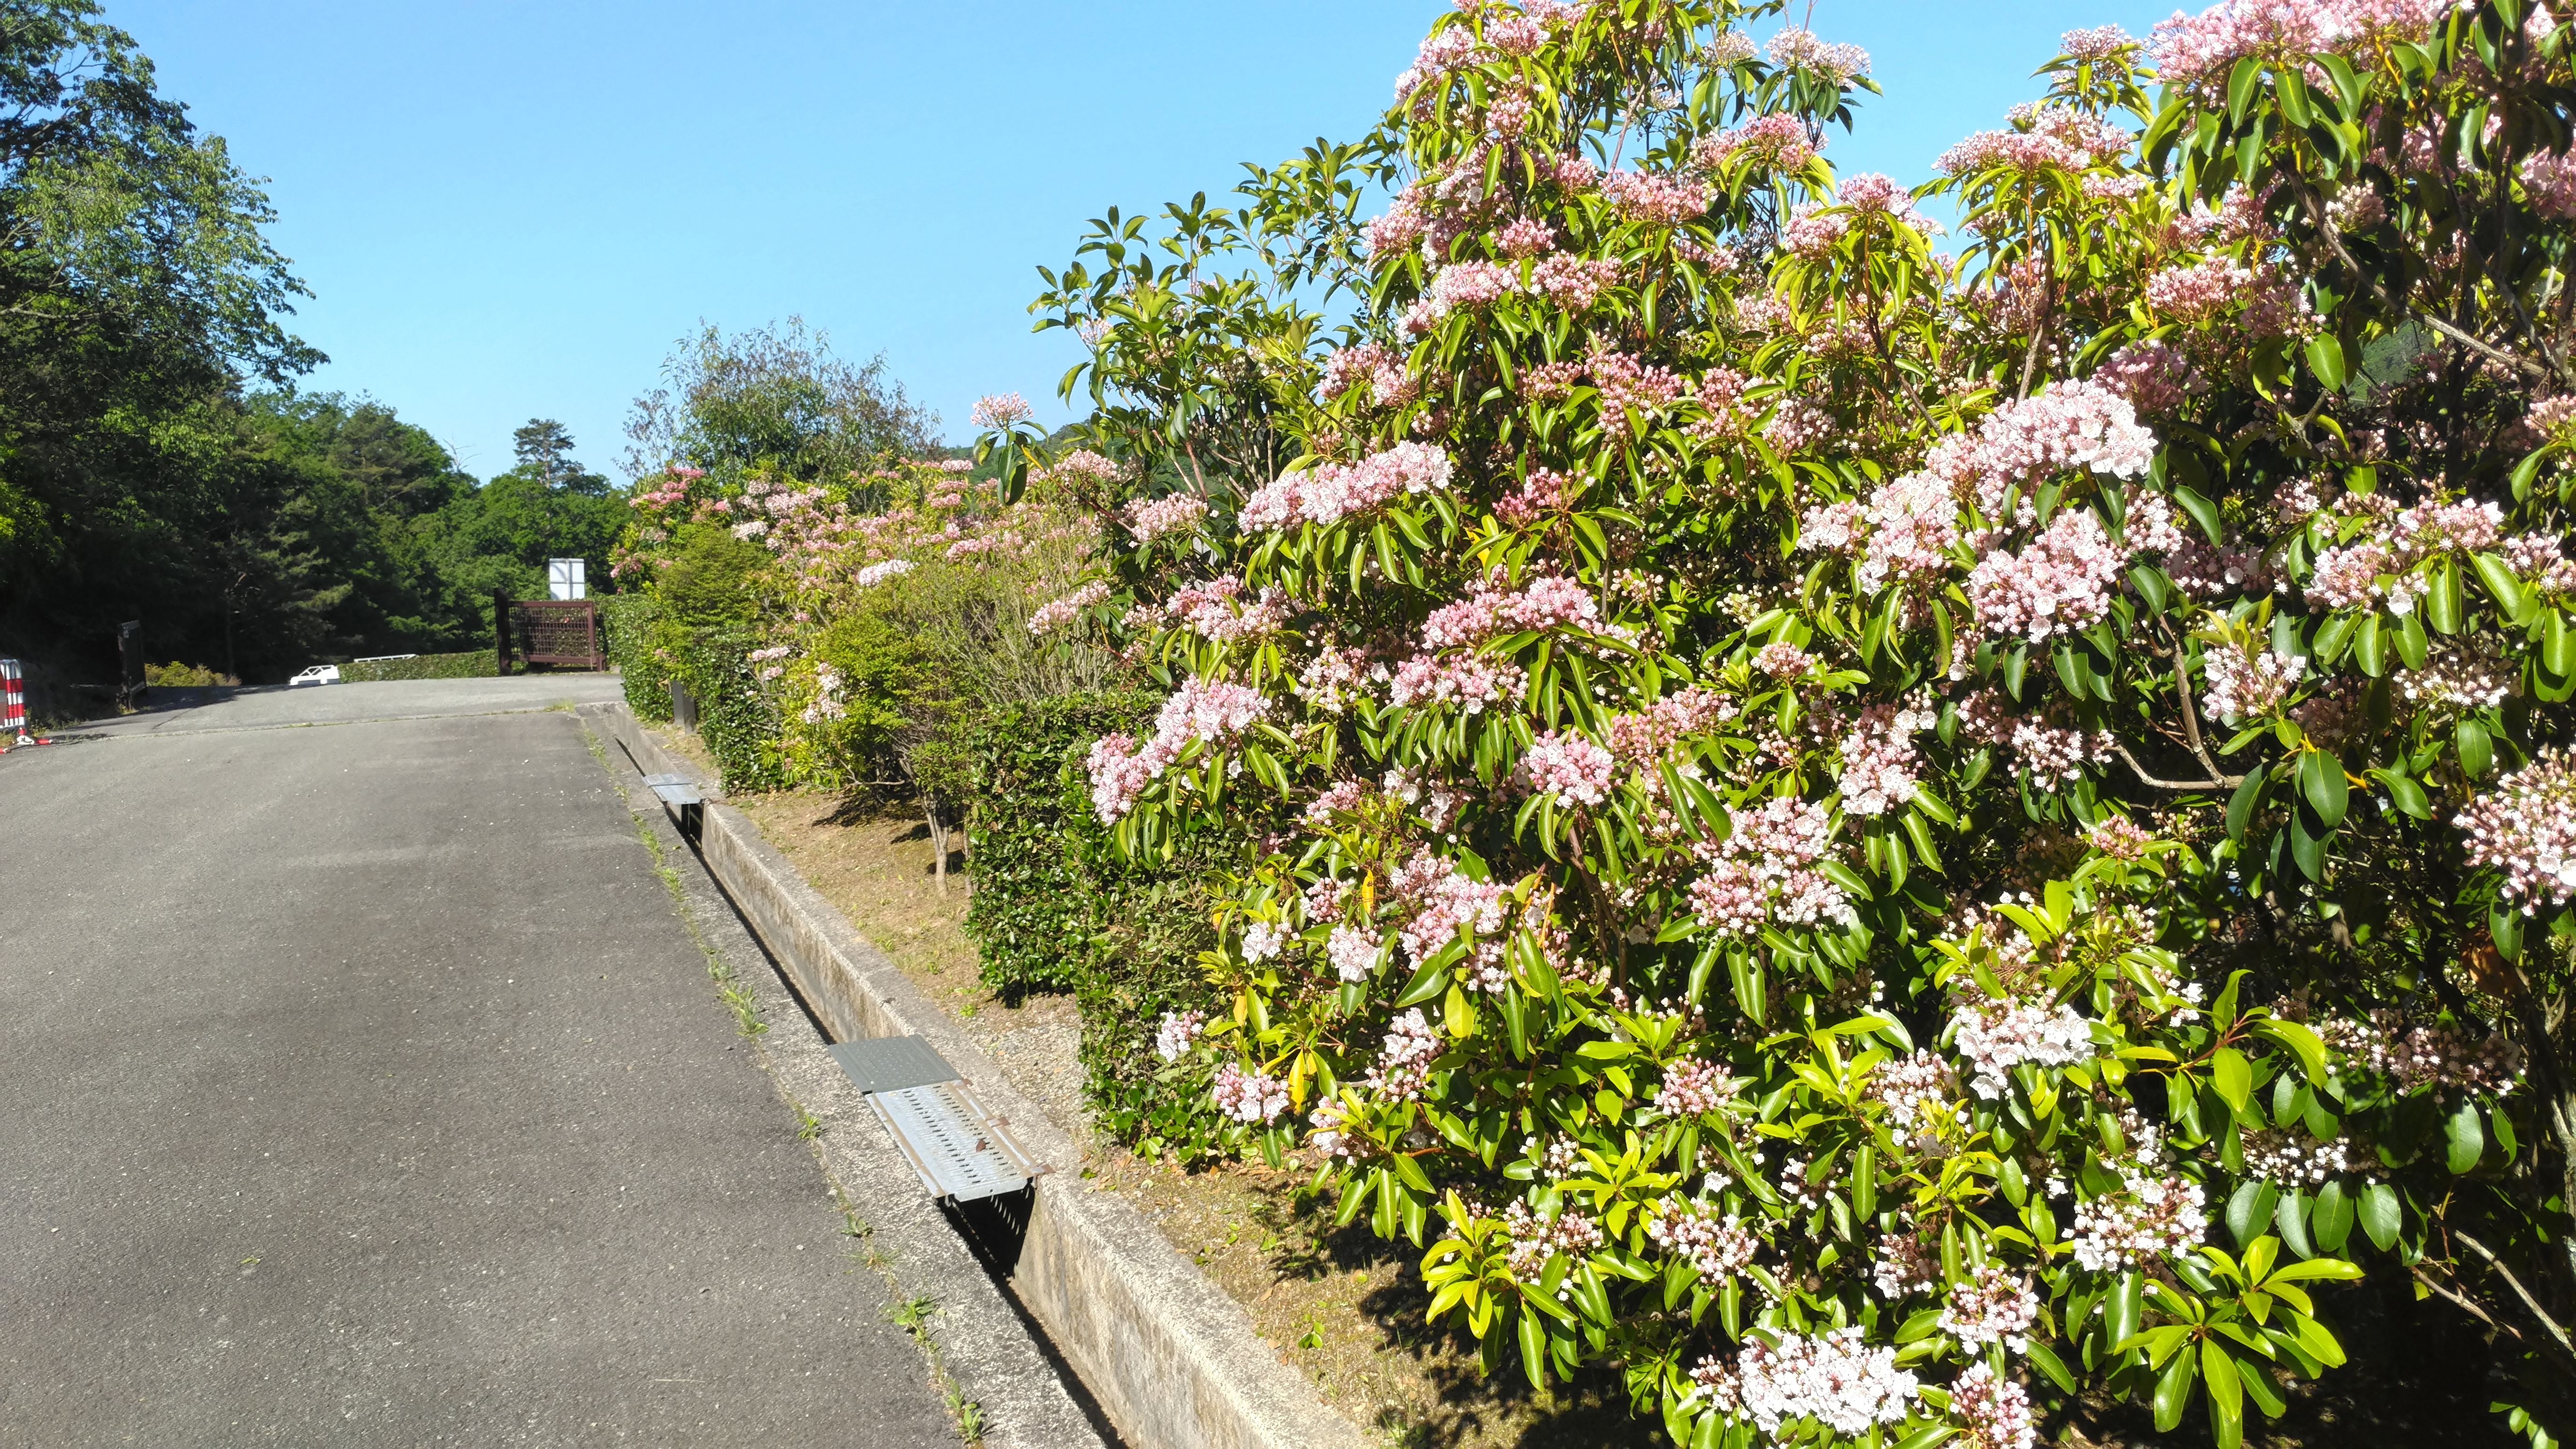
[589,702,1367,1449]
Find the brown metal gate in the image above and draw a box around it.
[495,595,603,673]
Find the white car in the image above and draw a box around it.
[288,665,342,686]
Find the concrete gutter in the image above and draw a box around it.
[589,702,1367,1449]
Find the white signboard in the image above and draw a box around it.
[547,557,587,601]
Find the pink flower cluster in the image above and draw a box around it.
[1419,574,1608,648]
[1687,796,1848,936]
[1694,112,1817,172]
[2524,147,2576,219]
[1967,507,2125,641]
[2145,257,2307,336]
[2094,339,2201,416]
[1027,580,1110,635]
[2307,497,2504,612]
[1320,342,1417,407]
[1363,1008,1443,1102]
[1765,27,1871,81]
[2148,0,2461,91]
[1386,652,1527,713]
[1802,470,1963,595]
[1155,1009,1206,1061]
[1392,851,1510,984]
[1937,104,2129,176]
[969,392,1034,430]
[1605,686,1734,763]
[1868,1052,1959,1144]
[1655,1055,1735,1116]
[1327,923,1383,982]
[1123,492,1208,545]
[1598,168,1712,225]
[2200,641,2305,723]
[1211,1062,1289,1124]
[1239,442,1455,531]
[1529,254,1622,309]
[1925,379,2157,520]
[2060,23,2133,59]
[1501,1199,1604,1280]
[1950,1363,2038,1449]
[1647,1202,1757,1280]
[1084,678,1271,822]
[1839,699,1936,816]
[1517,729,1617,808]
[1493,466,1579,524]
[854,558,914,588]
[2457,749,2576,914]
[1954,688,2113,786]
[1731,1328,1917,1435]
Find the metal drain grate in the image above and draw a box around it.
[867,1081,1030,1203]
[827,1036,1032,1204]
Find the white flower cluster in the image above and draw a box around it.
[1939,1264,2038,1351]
[1734,1328,1918,1435]
[2070,1169,2208,1271]
[1501,1200,1603,1284]
[1872,1230,1940,1300]
[1950,997,2092,1098]
[1647,1201,1758,1281]
[1868,1050,1961,1146]
[2240,1127,2361,1187]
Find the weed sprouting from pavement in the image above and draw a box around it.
[794,1101,825,1140]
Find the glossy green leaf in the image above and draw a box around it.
[2445,1099,2484,1174]
[2357,1182,2401,1251]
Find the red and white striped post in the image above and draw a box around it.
[1,658,26,744]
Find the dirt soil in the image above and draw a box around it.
[713,776,1642,1449]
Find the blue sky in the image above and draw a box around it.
[116,0,2179,479]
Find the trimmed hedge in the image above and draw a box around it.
[338,650,498,682]
[963,689,1234,1159]
[598,595,784,792]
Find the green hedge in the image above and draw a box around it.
[338,650,498,682]
[963,689,1235,1160]
[601,595,672,721]
[597,595,784,792]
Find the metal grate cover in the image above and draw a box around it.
[640,772,703,805]
[827,1036,958,1094]
[867,1082,1030,1203]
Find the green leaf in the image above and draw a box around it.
[1892,1427,1957,1449]
[2297,750,2348,830]
[2357,1182,2401,1251]
[2025,1339,2077,1393]
[2213,1047,2254,1113]
[2370,768,2430,819]
[2173,485,2224,546]
[2446,1099,2485,1174]
[2304,335,2347,390]
[2354,613,2386,676]
[2226,55,2265,124]
[2154,1341,2199,1431]
[2205,1338,2245,1449]
[2226,769,2267,844]
[2457,718,2492,778]
[2311,1179,2354,1253]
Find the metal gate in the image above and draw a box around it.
[495,595,603,672]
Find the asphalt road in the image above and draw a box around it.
[0,679,957,1446]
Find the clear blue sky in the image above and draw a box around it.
[114,0,2179,480]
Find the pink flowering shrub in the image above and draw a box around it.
[1019,0,2576,1443]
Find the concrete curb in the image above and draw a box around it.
[589,703,1368,1449]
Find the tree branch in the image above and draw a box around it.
[2111,739,2242,793]
[2456,1232,2576,1364]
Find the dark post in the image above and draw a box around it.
[493,592,512,676]
[116,620,143,708]
[585,599,600,671]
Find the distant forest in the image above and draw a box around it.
[0,4,624,699]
